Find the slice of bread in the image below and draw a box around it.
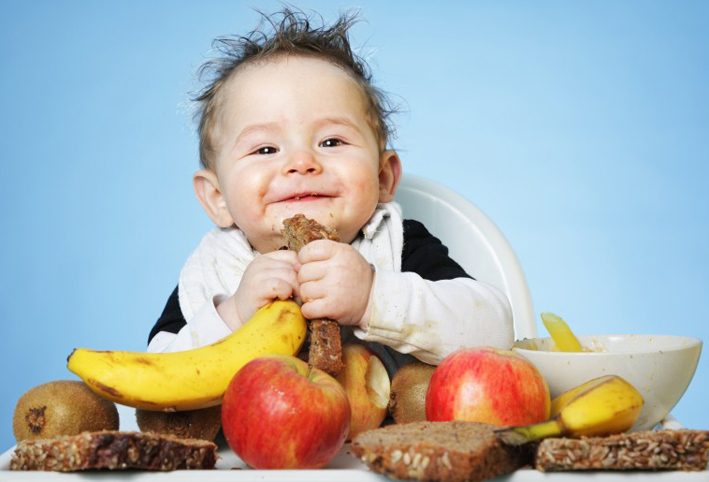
[352,421,533,482]
[282,213,340,252]
[308,318,344,376]
[282,214,343,376]
[10,430,218,471]
[535,429,709,472]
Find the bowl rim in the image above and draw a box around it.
[513,334,703,356]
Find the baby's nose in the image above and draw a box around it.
[283,151,323,175]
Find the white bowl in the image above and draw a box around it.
[513,334,702,431]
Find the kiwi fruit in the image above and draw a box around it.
[388,361,437,424]
[13,380,119,442]
[136,405,222,441]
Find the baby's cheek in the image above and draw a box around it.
[354,178,380,201]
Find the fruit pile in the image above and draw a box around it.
[13,306,647,472]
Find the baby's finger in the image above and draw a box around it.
[299,280,325,303]
[300,298,335,322]
[261,249,299,265]
[296,260,326,284]
[260,277,297,301]
[262,266,299,288]
[297,239,338,264]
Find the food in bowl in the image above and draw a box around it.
[513,334,702,431]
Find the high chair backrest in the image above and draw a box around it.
[394,174,537,340]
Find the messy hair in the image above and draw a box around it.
[193,7,396,170]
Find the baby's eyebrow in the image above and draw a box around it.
[316,116,361,132]
[234,122,279,143]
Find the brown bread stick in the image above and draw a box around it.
[282,214,343,376]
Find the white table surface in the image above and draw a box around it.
[1,405,706,481]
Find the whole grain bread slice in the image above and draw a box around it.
[535,429,709,472]
[352,421,533,482]
[10,430,218,471]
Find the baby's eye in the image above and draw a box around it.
[320,138,343,148]
[254,146,278,155]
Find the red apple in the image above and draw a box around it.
[336,344,390,440]
[221,354,351,469]
[426,347,550,426]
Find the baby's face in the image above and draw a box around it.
[206,55,398,252]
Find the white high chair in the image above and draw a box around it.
[394,174,537,340]
[396,176,690,431]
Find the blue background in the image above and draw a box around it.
[1,1,707,451]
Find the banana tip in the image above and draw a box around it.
[494,428,530,446]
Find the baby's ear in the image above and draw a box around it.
[193,169,234,228]
[378,150,402,203]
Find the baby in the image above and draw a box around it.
[147,9,513,375]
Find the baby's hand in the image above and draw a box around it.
[217,250,299,331]
[297,240,374,329]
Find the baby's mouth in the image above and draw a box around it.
[284,192,330,202]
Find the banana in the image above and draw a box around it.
[496,375,644,445]
[67,300,307,411]
[541,312,582,352]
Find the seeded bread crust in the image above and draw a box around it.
[10,430,218,471]
[352,421,533,482]
[536,429,709,472]
[282,214,343,376]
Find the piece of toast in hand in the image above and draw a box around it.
[352,421,533,482]
[308,318,344,377]
[282,214,343,376]
[282,213,340,251]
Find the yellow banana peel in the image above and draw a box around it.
[496,375,644,445]
[67,300,307,411]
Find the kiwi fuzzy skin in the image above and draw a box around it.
[13,380,119,442]
[388,361,437,424]
[136,405,222,441]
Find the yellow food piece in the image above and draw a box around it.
[551,375,644,436]
[67,300,307,411]
[497,375,644,444]
[541,312,583,352]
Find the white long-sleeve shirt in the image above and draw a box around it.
[147,218,514,367]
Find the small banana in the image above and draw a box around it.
[496,375,644,445]
[67,300,307,411]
